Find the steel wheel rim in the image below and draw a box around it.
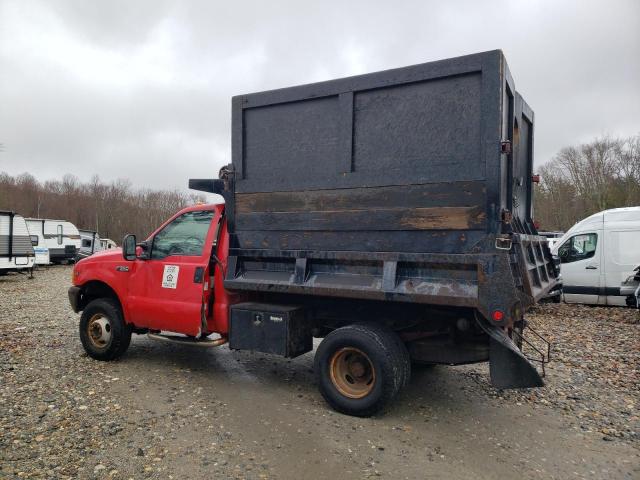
[329,347,376,399]
[87,313,112,348]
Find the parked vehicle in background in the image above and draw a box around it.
[26,218,81,264]
[1,211,35,274]
[99,238,117,250]
[32,244,50,266]
[78,229,102,260]
[551,207,640,306]
[26,220,50,266]
[620,265,640,308]
[539,231,564,250]
[69,50,559,417]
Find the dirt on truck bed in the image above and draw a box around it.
[1,267,638,480]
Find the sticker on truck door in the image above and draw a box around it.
[162,265,179,289]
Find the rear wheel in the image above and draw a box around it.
[79,298,132,361]
[315,324,410,417]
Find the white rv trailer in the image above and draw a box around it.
[78,229,102,260]
[99,238,117,250]
[25,218,81,264]
[25,220,50,265]
[0,211,35,274]
[552,207,640,306]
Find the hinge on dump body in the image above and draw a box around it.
[219,163,234,180]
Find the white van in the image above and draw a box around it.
[551,207,640,306]
[1,211,35,274]
[25,218,81,264]
[539,231,564,250]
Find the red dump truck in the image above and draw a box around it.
[68,50,559,416]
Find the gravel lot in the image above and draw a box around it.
[1,266,639,479]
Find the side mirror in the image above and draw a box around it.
[122,234,137,261]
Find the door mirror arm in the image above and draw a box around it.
[211,253,226,277]
[137,240,150,260]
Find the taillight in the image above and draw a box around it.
[492,310,504,322]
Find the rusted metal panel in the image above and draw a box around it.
[235,181,486,213]
[236,206,487,232]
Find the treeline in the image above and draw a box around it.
[0,173,205,242]
[534,134,640,231]
[1,133,638,241]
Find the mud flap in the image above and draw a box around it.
[475,316,544,389]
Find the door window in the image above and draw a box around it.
[151,211,214,260]
[558,233,598,264]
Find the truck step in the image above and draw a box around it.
[147,333,227,348]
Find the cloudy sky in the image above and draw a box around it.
[1,0,639,191]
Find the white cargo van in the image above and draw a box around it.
[1,211,35,274]
[539,231,564,250]
[551,207,640,306]
[25,218,81,264]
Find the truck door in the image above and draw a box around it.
[558,231,603,305]
[128,209,218,336]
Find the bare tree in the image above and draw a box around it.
[0,172,205,242]
[535,134,640,231]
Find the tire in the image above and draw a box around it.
[314,324,410,417]
[79,298,132,361]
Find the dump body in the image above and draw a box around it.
[218,50,558,327]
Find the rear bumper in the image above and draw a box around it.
[68,286,82,313]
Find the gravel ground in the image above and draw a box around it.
[1,266,639,479]
[465,302,640,443]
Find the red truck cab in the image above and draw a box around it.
[69,203,237,347]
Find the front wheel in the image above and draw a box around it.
[79,298,132,361]
[314,324,410,417]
